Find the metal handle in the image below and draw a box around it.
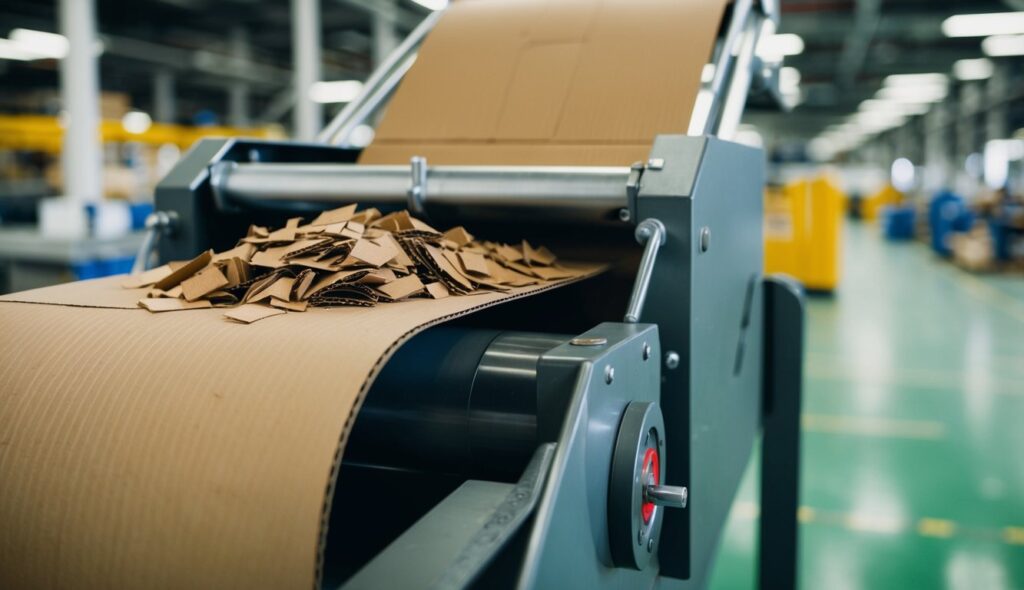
[645,484,688,509]
[623,218,666,323]
[131,211,177,274]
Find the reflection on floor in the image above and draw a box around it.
[708,222,1024,590]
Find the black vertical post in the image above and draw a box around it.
[758,276,804,590]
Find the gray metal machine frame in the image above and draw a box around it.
[147,0,803,587]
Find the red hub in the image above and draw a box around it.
[641,447,660,524]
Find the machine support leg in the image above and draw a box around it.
[758,276,804,590]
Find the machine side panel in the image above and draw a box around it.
[518,323,662,589]
[686,138,765,587]
[634,136,699,581]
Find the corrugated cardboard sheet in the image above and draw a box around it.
[0,0,726,587]
[361,0,728,165]
[0,273,598,589]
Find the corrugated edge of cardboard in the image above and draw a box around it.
[310,266,599,586]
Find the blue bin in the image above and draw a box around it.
[882,205,916,240]
[129,202,154,230]
[72,256,136,281]
[929,191,970,256]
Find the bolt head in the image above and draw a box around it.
[619,208,632,222]
[699,226,711,253]
[665,351,680,370]
[642,343,651,361]
[638,528,644,545]
[647,537,654,552]
[604,365,615,384]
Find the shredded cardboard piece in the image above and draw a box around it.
[124,203,588,323]
[223,303,287,324]
[138,298,213,312]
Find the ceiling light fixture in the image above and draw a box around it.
[308,80,364,104]
[756,33,804,61]
[953,58,994,80]
[942,12,1024,38]
[9,28,69,59]
[982,34,1024,56]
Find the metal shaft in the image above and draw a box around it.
[645,484,688,509]
[213,162,631,220]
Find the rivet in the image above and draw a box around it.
[642,342,651,361]
[638,528,644,545]
[647,537,654,552]
[699,226,711,253]
[604,365,615,384]
[665,351,680,370]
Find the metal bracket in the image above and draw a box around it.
[624,161,645,224]
[408,156,428,217]
[623,218,667,323]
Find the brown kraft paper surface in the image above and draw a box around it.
[0,269,600,589]
[360,0,729,166]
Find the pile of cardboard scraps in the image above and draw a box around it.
[123,204,582,323]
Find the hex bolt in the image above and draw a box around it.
[699,226,711,253]
[642,343,651,361]
[665,351,680,370]
[604,365,615,384]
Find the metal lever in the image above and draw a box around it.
[623,218,667,323]
[407,155,427,217]
[131,211,178,274]
[645,484,688,509]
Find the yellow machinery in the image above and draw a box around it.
[859,183,903,221]
[0,115,277,153]
[764,176,844,292]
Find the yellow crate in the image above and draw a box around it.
[860,183,903,221]
[764,176,844,292]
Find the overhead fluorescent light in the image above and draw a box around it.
[9,28,69,59]
[883,73,948,87]
[308,80,364,103]
[982,34,1024,56]
[860,99,930,116]
[757,33,804,61]
[122,110,152,134]
[410,0,448,10]
[942,12,1024,38]
[953,58,994,81]
[0,38,43,61]
[876,85,947,103]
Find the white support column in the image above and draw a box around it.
[228,26,251,128]
[372,0,400,68]
[291,0,322,141]
[59,0,103,202]
[153,69,176,124]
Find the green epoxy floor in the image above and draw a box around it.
[708,222,1024,590]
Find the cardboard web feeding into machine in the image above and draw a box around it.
[123,204,584,323]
